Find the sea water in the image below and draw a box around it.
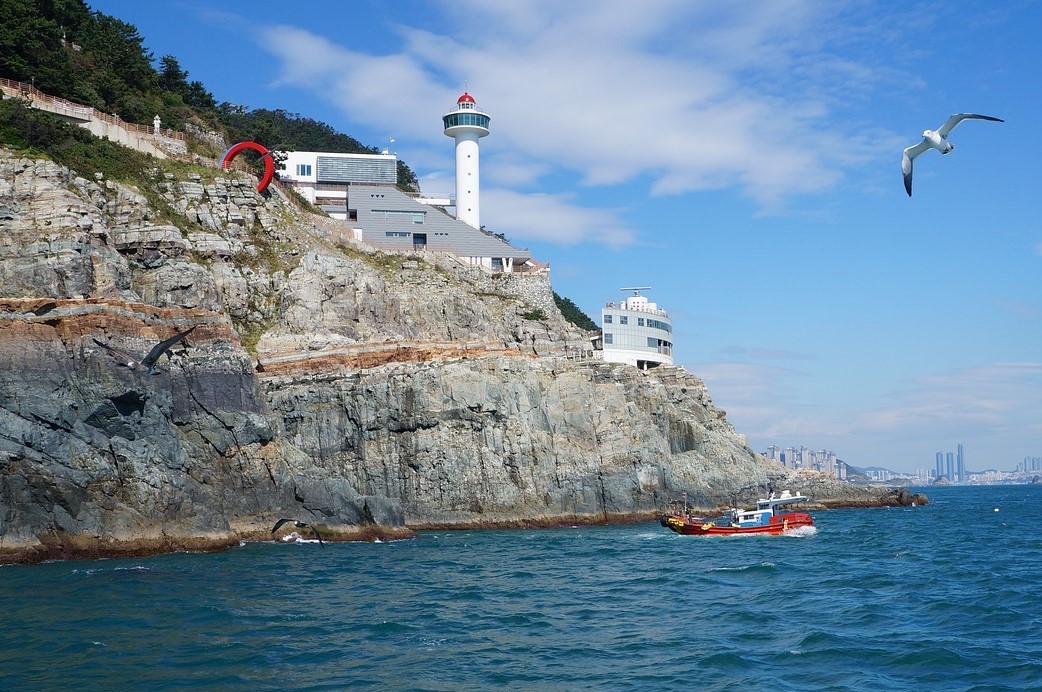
[2,484,1041,691]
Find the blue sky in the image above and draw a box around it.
[86,0,1041,474]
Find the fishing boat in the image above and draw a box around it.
[661,490,814,536]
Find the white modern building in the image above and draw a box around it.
[345,185,537,271]
[598,288,673,369]
[278,150,397,217]
[271,91,544,273]
[276,149,540,273]
[442,92,490,229]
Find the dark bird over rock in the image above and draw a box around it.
[271,518,325,547]
[93,326,197,376]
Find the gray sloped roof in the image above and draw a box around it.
[348,185,531,260]
[317,155,396,184]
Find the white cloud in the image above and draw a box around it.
[697,358,1042,466]
[855,362,1042,437]
[994,299,1041,321]
[691,360,820,436]
[480,188,635,247]
[254,1,905,220]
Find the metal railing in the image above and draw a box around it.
[0,77,185,142]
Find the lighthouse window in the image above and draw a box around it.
[619,316,628,325]
[443,113,490,128]
[603,315,612,324]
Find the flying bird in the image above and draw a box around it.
[93,326,197,375]
[902,113,1003,196]
[271,518,325,547]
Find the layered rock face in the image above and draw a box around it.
[0,148,871,561]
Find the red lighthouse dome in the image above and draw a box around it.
[457,92,475,104]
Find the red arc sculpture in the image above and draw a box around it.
[219,141,275,192]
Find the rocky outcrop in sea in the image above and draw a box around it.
[0,148,886,563]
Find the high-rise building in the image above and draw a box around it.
[935,452,944,479]
[957,443,965,483]
[946,452,954,481]
[442,92,490,229]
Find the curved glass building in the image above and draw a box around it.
[600,288,673,369]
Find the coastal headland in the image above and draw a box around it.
[0,149,918,564]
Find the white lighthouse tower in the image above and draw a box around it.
[442,92,490,229]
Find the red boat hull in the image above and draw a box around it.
[662,512,814,536]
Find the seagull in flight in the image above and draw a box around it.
[93,326,197,375]
[902,113,1003,196]
[271,518,325,547]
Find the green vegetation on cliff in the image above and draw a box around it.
[0,96,153,181]
[554,292,598,331]
[0,0,418,191]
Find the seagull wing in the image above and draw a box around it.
[271,518,294,534]
[141,326,197,368]
[92,338,139,368]
[309,524,326,548]
[902,140,932,197]
[937,113,1004,137]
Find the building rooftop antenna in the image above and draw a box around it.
[620,286,652,296]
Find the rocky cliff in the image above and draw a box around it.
[0,147,875,563]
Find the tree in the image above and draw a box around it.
[158,55,216,110]
[184,80,216,110]
[158,55,188,93]
[554,292,598,331]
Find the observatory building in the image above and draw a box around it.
[600,288,673,369]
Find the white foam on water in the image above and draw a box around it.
[280,531,320,544]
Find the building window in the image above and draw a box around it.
[647,319,672,333]
[296,164,312,176]
[620,316,628,325]
[385,231,410,237]
[372,209,424,224]
[603,315,612,324]
[604,333,613,344]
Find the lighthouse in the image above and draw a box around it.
[442,92,490,229]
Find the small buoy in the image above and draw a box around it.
[994,508,1000,512]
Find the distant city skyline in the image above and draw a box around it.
[761,445,845,481]
[935,443,967,482]
[762,441,1037,483]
